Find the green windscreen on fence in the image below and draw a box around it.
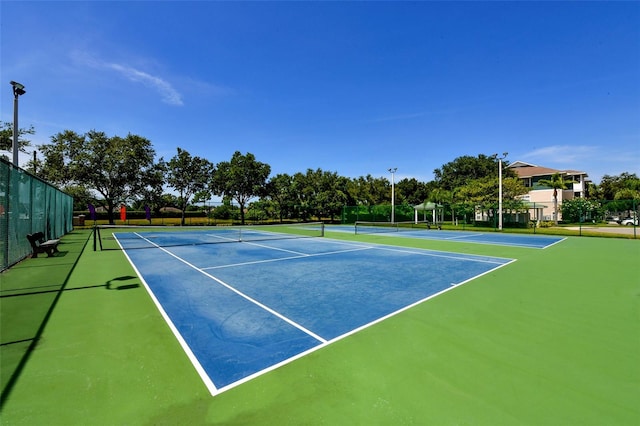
[1,158,73,270]
[341,204,416,224]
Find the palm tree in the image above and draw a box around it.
[429,188,452,224]
[538,173,568,224]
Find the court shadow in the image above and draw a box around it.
[26,250,69,260]
[106,276,139,290]
[114,283,140,290]
[1,235,89,405]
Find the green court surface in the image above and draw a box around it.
[1,229,638,425]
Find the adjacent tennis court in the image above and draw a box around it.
[112,225,514,394]
[331,222,565,249]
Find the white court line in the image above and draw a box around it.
[373,245,509,265]
[448,233,483,240]
[241,241,310,256]
[202,246,374,270]
[205,233,238,242]
[366,230,561,249]
[121,233,518,397]
[213,256,518,396]
[115,235,219,394]
[320,235,518,263]
[131,232,328,345]
[542,237,567,249]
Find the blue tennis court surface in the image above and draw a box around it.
[328,225,565,249]
[117,230,514,395]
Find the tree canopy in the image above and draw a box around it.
[38,130,158,224]
[212,151,271,225]
[433,154,516,191]
[29,125,638,226]
[600,173,640,201]
[0,122,35,160]
[166,148,215,225]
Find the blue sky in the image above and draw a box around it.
[1,1,639,184]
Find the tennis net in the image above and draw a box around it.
[93,222,324,251]
[354,220,437,235]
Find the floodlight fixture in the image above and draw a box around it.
[10,80,26,96]
[10,80,26,166]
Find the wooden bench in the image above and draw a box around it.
[26,232,60,258]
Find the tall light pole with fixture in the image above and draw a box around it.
[10,81,26,166]
[498,152,508,230]
[388,167,397,223]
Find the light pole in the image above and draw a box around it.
[498,152,508,230]
[10,81,26,166]
[388,167,397,223]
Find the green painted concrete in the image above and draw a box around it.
[1,229,638,425]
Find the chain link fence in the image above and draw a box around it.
[340,198,638,238]
[1,158,74,270]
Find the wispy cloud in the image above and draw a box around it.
[71,51,183,106]
[106,63,183,106]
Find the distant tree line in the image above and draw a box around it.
[6,125,640,225]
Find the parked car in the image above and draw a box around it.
[605,216,621,224]
[620,217,638,226]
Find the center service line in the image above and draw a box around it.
[132,232,328,344]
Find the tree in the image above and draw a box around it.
[560,198,602,223]
[586,181,603,200]
[287,169,348,222]
[453,174,528,226]
[135,160,168,216]
[166,148,215,226]
[456,176,496,208]
[291,171,314,221]
[598,173,640,201]
[537,172,568,224]
[433,154,516,191]
[429,187,452,205]
[38,130,159,224]
[614,188,640,201]
[596,173,640,218]
[0,122,35,158]
[501,176,529,201]
[346,174,390,206]
[396,178,429,206]
[308,169,348,221]
[63,185,97,211]
[265,173,295,222]
[428,187,453,223]
[212,151,270,225]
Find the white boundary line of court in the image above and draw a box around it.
[320,236,515,263]
[326,225,566,249]
[131,233,328,344]
[115,236,220,394]
[118,233,517,397]
[201,245,373,270]
[212,256,518,396]
[369,231,561,249]
[542,237,567,249]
